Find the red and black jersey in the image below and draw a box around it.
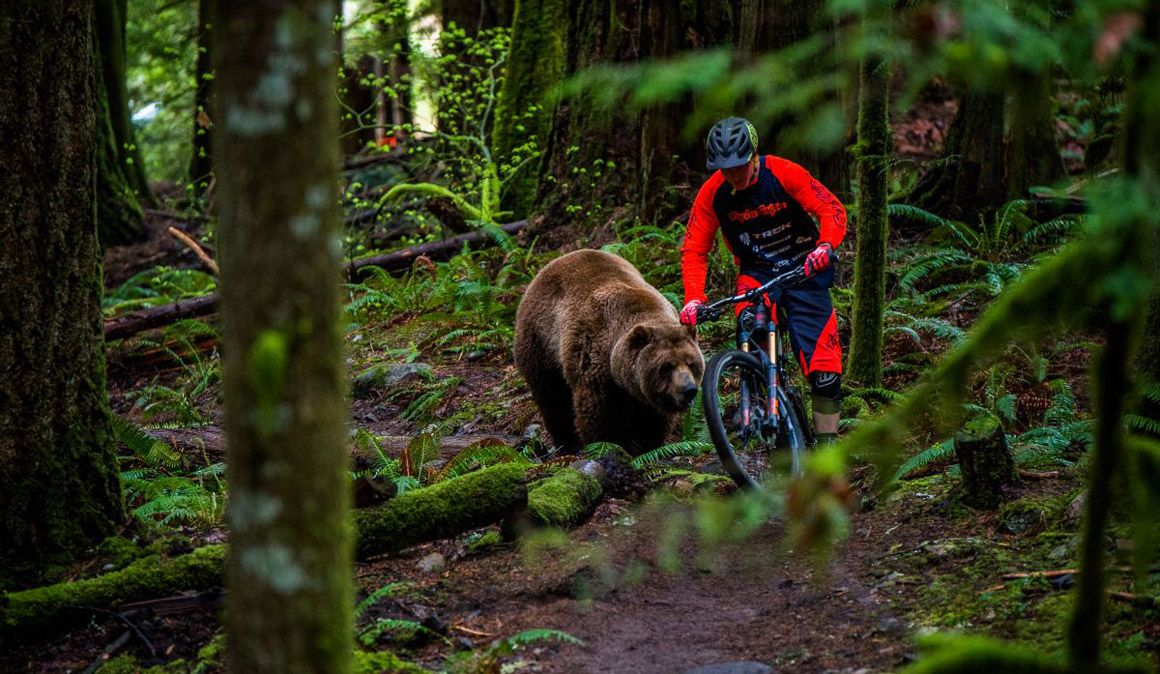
[681,155,847,304]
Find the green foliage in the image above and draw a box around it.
[125,0,198,182]
[131,337,220,426]
[103,267,217,317]
[114,417,224,531]
[631,441,714,471]
[448,629,582,674]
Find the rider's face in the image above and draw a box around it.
[722,155,758,191]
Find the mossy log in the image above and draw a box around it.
[353,463,529,559]
[954,416,1018,510]
[0,544,227,645]
[0,464,530,645]
[526,467,603,528]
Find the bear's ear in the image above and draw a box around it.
[625,324,652,351]
[684,323,697,340]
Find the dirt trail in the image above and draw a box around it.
[367,500,915,674]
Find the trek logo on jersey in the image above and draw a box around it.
[727,201,788,223]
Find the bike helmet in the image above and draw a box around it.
[706,117,758,170]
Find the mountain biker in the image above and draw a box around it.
[678,117,847,445]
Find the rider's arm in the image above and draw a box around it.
[766,156,847,249]
[681,175,725,304]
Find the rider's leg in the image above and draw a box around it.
[781,286,843,443]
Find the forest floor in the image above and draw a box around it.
[6,93,1158,673]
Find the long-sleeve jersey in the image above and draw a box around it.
[681,155,847,304]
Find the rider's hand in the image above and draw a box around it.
[804,243,834,276]
[679,299,703,326]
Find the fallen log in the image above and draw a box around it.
[354,462,528,559]
[526,467,603,528]
[102,220,527,341]
[1,463,529,645]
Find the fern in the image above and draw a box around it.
[894,438,956,480]
[113,416,183,468]
[434,442,530,482]
[887,203,954,230]
[631,441,714,469]
[584,442,623,459]
[356,582,411,619]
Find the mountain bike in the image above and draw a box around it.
[695,263,829,489]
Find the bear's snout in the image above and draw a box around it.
[669,369,700,411]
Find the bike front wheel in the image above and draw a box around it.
[702,349,810,490]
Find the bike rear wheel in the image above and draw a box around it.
[702,349,810,490]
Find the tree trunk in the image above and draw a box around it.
[492,0,568,217]
[1007,69,1065,201]
[906,89,1006,222]
[847,54,891,387]
[189,0,214,196]
[212,2,351,672]
[637,0,684,222]
[94,0,149,245]
[953,416,1018,510]
[441,0,514,33]
[0,0,124,581]
[1075,3,1160,669]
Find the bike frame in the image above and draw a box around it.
[700,265,810,443]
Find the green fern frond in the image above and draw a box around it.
[113,416,183,468]
[1126,414,1160,436]
[888,204,955,231]
[893,438,956,481]
[584,442,623,458]
[631,441,713,469]
[435,442,529,482]
[356,582,411,618]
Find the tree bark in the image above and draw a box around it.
[189,0,214,196]
[847,53,891,387]
[440,0,514,33]
[1007,69,1065,201]
[906,89,1006,222]
[953,416,1018,510]
[94,0,150,245]
[213,2,351,672]
[636,0,685,223]
[0,0,124,582]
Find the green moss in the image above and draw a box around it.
[0,545,226,645]
[353,650,432,674]
[192,633,225,673]
[353,463,528,560]
[527,468,603,528]
[97,654,140,674]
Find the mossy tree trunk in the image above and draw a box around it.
[1074,4,1159,669]
[213,2,351,673]
[905,89,1006,222]
[1006,69,1065,201]
[492,0,567,218]
[189,0,214,196]
[846,52,891,387]
[0,0,124,581]
[94,0,149,246]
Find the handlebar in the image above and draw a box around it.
[695,253,840,324]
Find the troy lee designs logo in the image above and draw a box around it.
[727,201,787,223]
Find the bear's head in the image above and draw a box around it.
[611,322,704,413]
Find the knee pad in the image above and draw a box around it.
[809,371,842,414]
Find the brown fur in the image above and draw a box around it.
[514,250,704,455]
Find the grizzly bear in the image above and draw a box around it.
[514,249,704,455]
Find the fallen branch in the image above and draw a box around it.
[1017,469,1061,480]
[166,227,218,274]
[1000,569,1078,581]
[102,220,527,341]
